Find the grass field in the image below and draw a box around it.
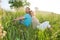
[0,9,60,40]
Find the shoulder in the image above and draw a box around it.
[24,14,31,18]
[24,14,29,15]
[25,14,31,16]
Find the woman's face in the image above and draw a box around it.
[30,11,34,16]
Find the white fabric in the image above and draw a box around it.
[37,21,51,30]
[32,16,51,30]
[32,16,40,29]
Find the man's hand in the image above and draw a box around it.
[13,19,18,21]
[12,18,18,22]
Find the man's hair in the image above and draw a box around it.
[26,7,30,10]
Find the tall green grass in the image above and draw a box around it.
[0,10,60,40]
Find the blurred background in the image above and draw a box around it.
[0,0,60,40]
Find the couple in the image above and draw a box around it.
[14,7,51,30]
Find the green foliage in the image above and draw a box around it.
[0,10,60,40]
[1,11,36,40]
[9,0,30,8]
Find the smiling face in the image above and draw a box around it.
[25,7,30,13]
[30,11,35,16]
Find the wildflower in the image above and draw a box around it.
[0,24,7,38]
[2,31,7,37]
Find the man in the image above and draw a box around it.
[14,7,32,27]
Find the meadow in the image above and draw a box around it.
[0,9,60,40]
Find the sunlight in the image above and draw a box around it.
[28,0,60,14]
[1,0,60,14]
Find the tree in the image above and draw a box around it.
[0,0,1,8]
[9,0,30,9]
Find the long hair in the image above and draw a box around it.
[29,10,35,17]
[29,10,32,16]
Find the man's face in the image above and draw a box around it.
[25,8,30,13]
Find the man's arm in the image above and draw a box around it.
[14,16,25,21]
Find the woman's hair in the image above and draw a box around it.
[29,10,32,13]
[29,10,34,16]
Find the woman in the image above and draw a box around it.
[30,11,51,30]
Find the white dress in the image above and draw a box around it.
[32,16,40,29]
[32,16,51,30]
